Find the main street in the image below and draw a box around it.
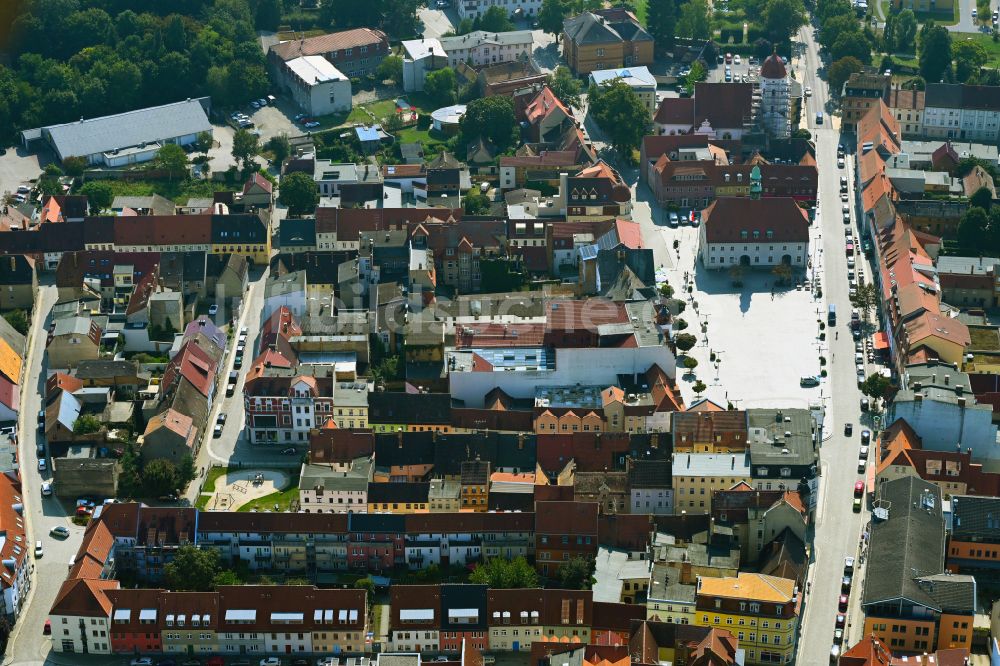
[795,21,874,665]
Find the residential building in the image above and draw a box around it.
[698,187,811,270]
[460,459,490,512]
[589,66,657,115]
[887,87,925,137]
[243,364,336,445]
[673,411,748,453]
[47,316,103,369]
[936,256,1000,308]
[402,38,448,92]
[923,83,1000,142]
[946,494,1000,572]
[298,455,373,514]
[534,501,599,577]
[646,562,697,625]
[367,482,431,513]
[521,87,575,144]
[0,473,31,622]
[389,585,441,652]
[711,484,808,563]
[672,453,751,514]
[439,584,488,652]
[140,408,199,466]
[0,254,37,310]
[562,9,654,75]
[861,477,975,653]
[439,30,534,68]
[694,573,799,665]
[269,28,390,79]
[499,151,590,191]
[746,408,818,511]
[839,635,969,666]
[50,578,119,654]
[628,459,673,515]
[274,56,352,117]
[887,362,997,461]
[21,98,212,167]
[653,83,755,139]
[841,72,890,133]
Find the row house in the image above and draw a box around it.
[646,158,818,209]
[269,28,390,79]
[946,494,1000,572]
[0,473,31,622]
[403,512,535,570]
[534,501,599,576]
[487,588,594,649]
[390,584,442,652]
[106,586,366,658]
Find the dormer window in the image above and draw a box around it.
[740,231,748,240]
[766,230,773,239]
[752,231,760,239]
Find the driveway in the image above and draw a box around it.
[419,6,456,38]
[0,146,48,200]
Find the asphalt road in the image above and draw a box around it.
[5,283,92,666]
[794,22,876,665]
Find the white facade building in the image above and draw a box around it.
[455,0,542,20]
[759,52,791,139]
[923,83,1000,142]
[438,30,534,68]
[276,56,352,117]
[402,38,447,92]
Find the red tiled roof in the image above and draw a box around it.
[51,578,119,617]
[702,197,809,243]
[455,323,546,348]
[653,97,695,126]
[270,28,388,61]
[694,82,754,130]
[535,500,598,535]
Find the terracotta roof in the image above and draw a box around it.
[759,52,786,79]
[696,573,794,603]
[702,197,809,243]
[144,408,195,440]
[51,578,119,617]
[455,323,546,348]
[535,500,598,535]
[243,172,273,194]
[839,635,893,666]
[903,311,970,349]
[309,428,374,463]
[525,86,572,126]
[0,337,22,384]
[270,28,388,61]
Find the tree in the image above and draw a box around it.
[547,66,583,108]
[588,80,649,161]
[881,13,896,53]
[686,60,708,90]
[79,180,114,213]
[375,55,404,85]
[674,332,697,351]
[61,155,87,178]
[165,545,221,592]
[676,0,711,39]
[772,262,793,285]
[212,570,242,587]
[264,133,292,164]
[957,206,989,249]
[469,557,539,588]
[831,31,872,64]
[918,21,952,83]
[354,577,376,605]
[849,283,879,321]
[479,5,515,31]
[828,56,864,94]
[424,67,457,107]
[177,454,197,488]
[554,556,595,589]
[820,14,862,50]
[754,38,774,61]
[970,185,993,211]
[255,0,283,30]
[953,40,988,82]
[279,171,319,216]
[763,0,807,45]
[154,143,189,181]
[37,163,63,197]
[2,310,28,336]
[646,0,678,49]
[460,96,518,151]
[463,188,491,214]
[143,458,180,497]
[231,128,259,173]
[693,380,707,395]
[72,414,102,435]
[895,9,917,52]
[860,372,893,401]
[195,130,214,155]
[683,356,699,372]
[538,0,571,36]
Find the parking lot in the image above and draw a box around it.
[0,146,49,200]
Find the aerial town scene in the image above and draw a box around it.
[0,0,999,664]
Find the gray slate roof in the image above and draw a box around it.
[862,476,947,609]
[951,494,1000,542]
[41,99,211,159]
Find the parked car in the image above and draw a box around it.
[281,447,297,455]
[838,157,845,168]
[131,659,154,666]
[860,445,869,460]
[844,556,855,573]
[41,482,52,496]
[260,658,283,666]
[834,628,843,645]
[800,376,819,387]
[804,86,812,96]
[206,658,225,666]
[861,429,871,445]
[217,413,227,425]
[304,121,320,128]
[668,212,679,227]
[844,422,853,436]
[182,660,202,666]
[43,619,51,635]
[815,111,823,124]
[34,541,43,557]
[37,459,46,472]
[734,54,741,64]
[838,595,848,611]
[835,614,845,628]
[857,459,866,473]
[842,575,852,591]
[208,304,219,315]
[830,645,841,661]
[854,481,864,497]
[213,424,223,438]
[50,525,70,538]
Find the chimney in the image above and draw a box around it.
[398,430,404,448]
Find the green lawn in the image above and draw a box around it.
[202,466,230,494]
[953,32,1000,65]
[635,0,648,24]
[97,177,220,204]
[348,99,398,124]
[881,0,957,24]
[237,484,300,512]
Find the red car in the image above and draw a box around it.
[854,481,864,497]
[839,595,849,611]
[845,242,855,256]
[206,658,224,666]
[43,619,51,635]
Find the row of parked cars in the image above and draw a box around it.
[130,653,343,666]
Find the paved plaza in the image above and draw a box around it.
[653,219,830,412]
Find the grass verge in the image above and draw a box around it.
[953,32,1000,65]
[236,483,300,512]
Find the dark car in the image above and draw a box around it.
[844,423,853,436]
[835,614,845,628]
[861,429,871,445]
[842,575,852,592]
[838,595,848,611]
[860,397,870,411]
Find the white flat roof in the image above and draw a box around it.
[590,66,656,88]
[403,38,446,60]
[400,608,435,621]
[286,55,347,86]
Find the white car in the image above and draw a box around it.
[734,55,741,64]
[41,482,52,496]
[131,659,154,666]
[34,541,43,557]
[16,185,30,194]
[838,157,845,168]
[971,8,977,17]
[208,304,219,315]
[260,659,283,666]
[38,459,46,472]
[804,86,812,96]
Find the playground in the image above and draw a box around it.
[201,468,292,511]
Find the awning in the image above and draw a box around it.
[270,612,303,623]
[399,609,434,621]
[139,609,156,622]
[113,609,131,622]
[873,332,889,350]
[225,609,256,622]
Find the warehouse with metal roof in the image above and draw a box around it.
[21,98,213,167]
